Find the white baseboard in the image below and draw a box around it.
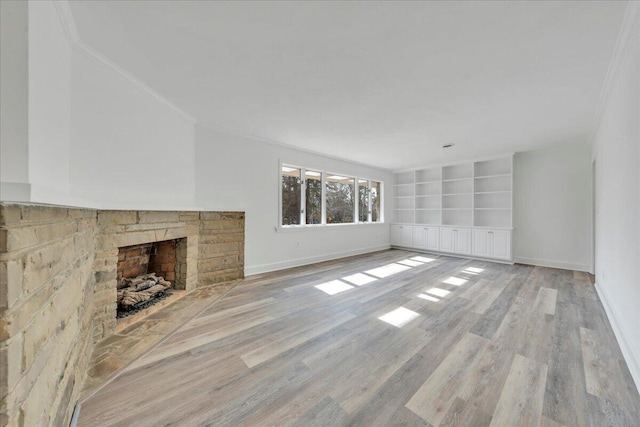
[594,281,640,393]
[245,245,391,276]
[513,256,590,272]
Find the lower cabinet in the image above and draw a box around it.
[391,224,511,262]
[391,224,413,247]
[439,227,472,255]
[472,229,511,260]
[412,226,439,251]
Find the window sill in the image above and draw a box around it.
[276,222,387,233]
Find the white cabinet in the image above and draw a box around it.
[439,227,472,255]
[472,229,511,260]
[391,224,413,247]
[412,226,439,251]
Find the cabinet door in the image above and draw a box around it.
[491,230,511,260]
[412,226,426,249]
[391,225,404,246]
[401,226,413,247]
[472,230,491,258]
[455,228,472,255]
[424,226,440,251]
[440,227,455,252]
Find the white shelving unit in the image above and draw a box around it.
[414,165,441,225]
[393,171,415,224]
[442,163,473,227]
[391,155,513,262]
[473,157,512,228]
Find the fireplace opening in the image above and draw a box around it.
[116,238,187,319]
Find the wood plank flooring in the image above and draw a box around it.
[78,250,640,426]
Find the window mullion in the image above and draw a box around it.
[354,178,359,223]
[301,168,306,225]
[368,180,373,222]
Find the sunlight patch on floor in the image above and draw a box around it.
[378,307,420,328]
[443,276,467,286]
[315,280,354,295]
[411,256,436,263]
[397,259,424,267]
[342,273,377,286]
[426,287,451,298]
[365,263,411,278]
[418,293,440,302]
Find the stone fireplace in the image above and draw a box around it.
[115,238,187,323]
[0,204,244,426]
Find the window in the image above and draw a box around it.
[371,180,381,222]
[305,170,322,224]
[280,163,383,227]
[358,179,382,223]
[358,179,369,222]
[326,175,355,224]
[281,166,301,225]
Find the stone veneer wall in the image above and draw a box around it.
[0,203,244,427]
[0,205,97,427]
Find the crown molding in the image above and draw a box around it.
[590,1,640,142]
[52,0,197,126]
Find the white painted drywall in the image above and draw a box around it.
[28,0,72,196]
[513,142,593,272]
[0,1,29,189]
[592,5,640,390]
[194,124,392,275]
[69,48,196,208]
[0,0,197,209]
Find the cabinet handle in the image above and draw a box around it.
[488,231,493,234]
[453,229,458,232]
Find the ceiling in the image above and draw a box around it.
[68,1,627,170]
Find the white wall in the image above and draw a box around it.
[0,0,29,196]
[69,49,196,209]
[28,0,72,196]
[513,142,593,272]
[592,4,640,389]
[195,125,392,275]
[0,0,197,209]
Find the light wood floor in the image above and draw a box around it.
[78,250,640,426]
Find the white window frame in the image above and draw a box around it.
[278,160,384,230]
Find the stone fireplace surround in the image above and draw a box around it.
[0,203,244,426]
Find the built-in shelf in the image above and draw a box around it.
[442,178,472,183]
[474,173,511,179]
[393,155,513,228]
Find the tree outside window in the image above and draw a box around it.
[326,175,355,224]
[305,170,322,224]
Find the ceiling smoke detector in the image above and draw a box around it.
[442,143,455,148]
